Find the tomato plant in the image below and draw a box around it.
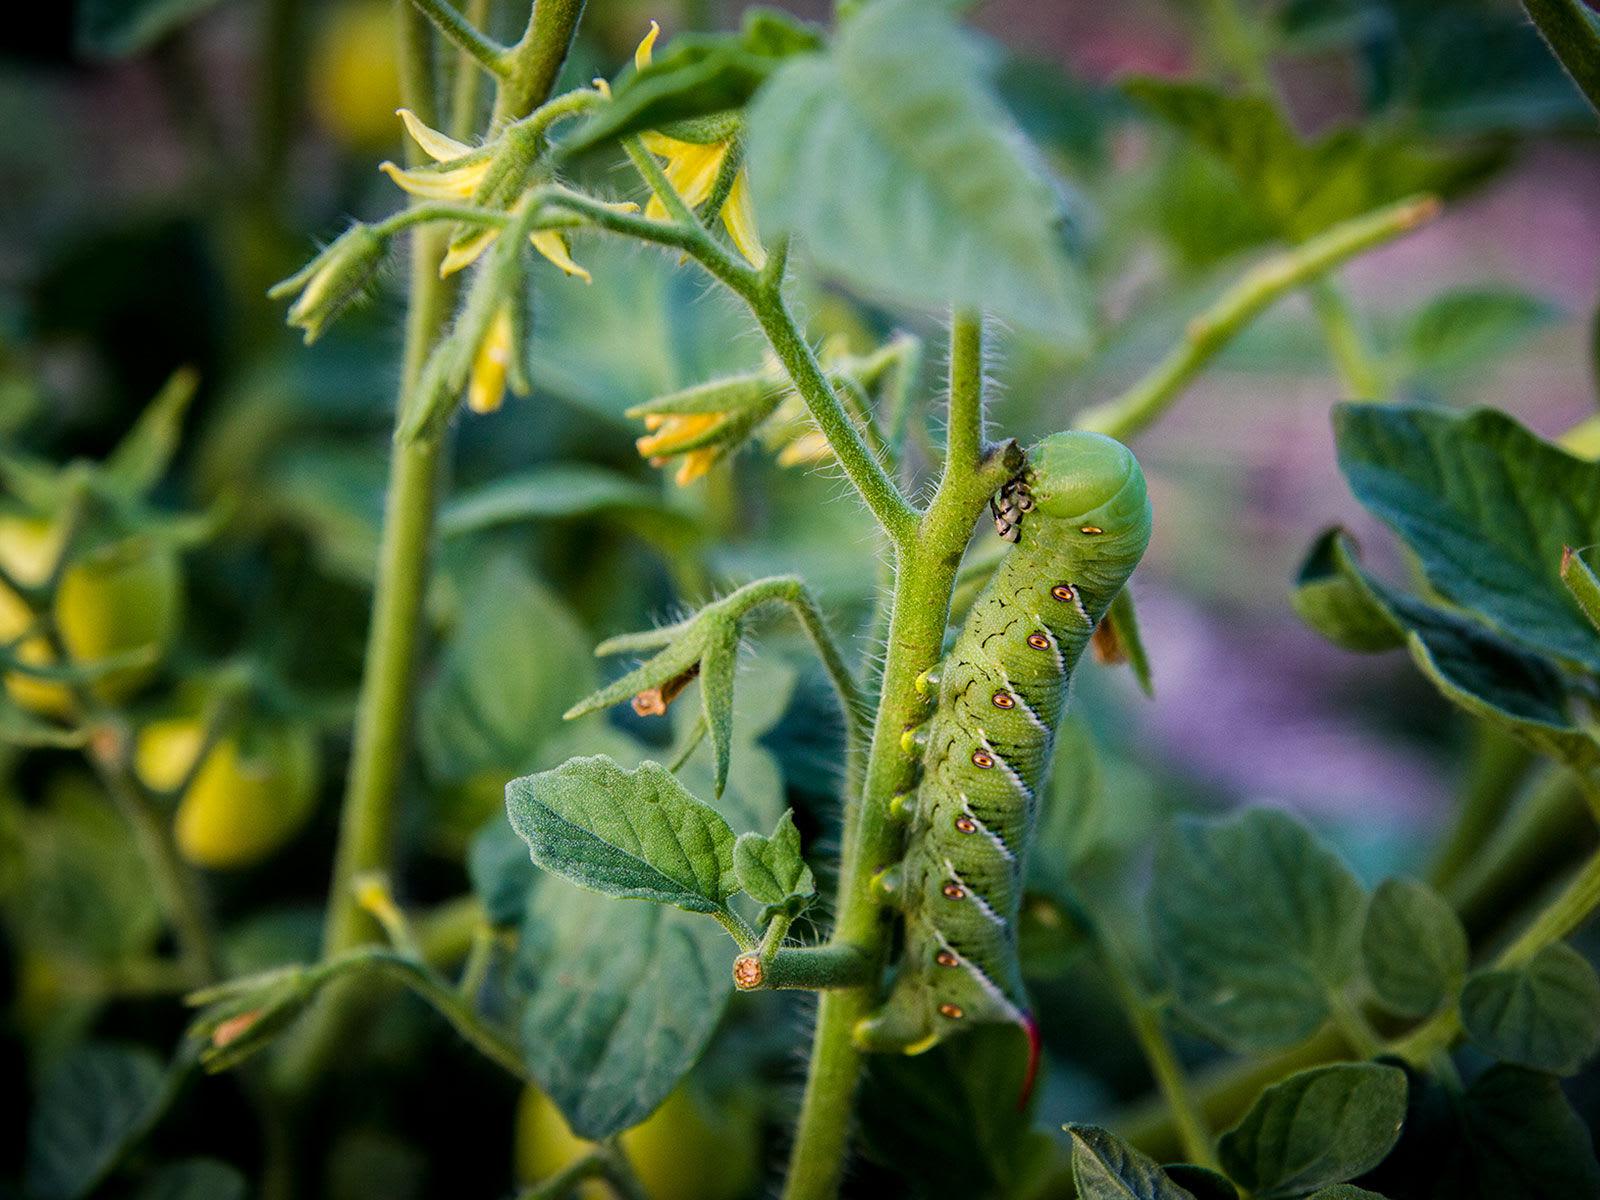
[4,1,1600,1198]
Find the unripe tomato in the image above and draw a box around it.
[515,1084,761,1200]
[136,717,320,870]
[310,1,403,151]
[0,518,182,715]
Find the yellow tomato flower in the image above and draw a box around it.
[633,22,766,268]
[468,305,517,415]
[382,109,615,281]
[636,412,722,486]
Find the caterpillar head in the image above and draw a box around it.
[1025,431,1151,548]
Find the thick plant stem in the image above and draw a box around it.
[1076,196,1438,442]
[321,227,454,962]
[780,316,1017,1200]
[494,0,587,127]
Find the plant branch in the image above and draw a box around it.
[407,0,510,78]
[747,291,919,546]
[779,325,1022,1200]
[495,0,588,126]
[1076,901,1219,1171]
[348,948,527,1079]
[734,944,873,992]
[1308,277,1388,402]
[1076,195,1439,442]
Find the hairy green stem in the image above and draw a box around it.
[735,945,873,992]
[780,315,1019,1200]
[748,290,918,546]
[407,0,510,77]
[494,0,587,127]
[290,0,585,1089]
[1077,196,1438,442]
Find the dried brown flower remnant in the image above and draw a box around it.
[631,663,701,716]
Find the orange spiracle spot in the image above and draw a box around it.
[1026,632,1051,650]
[939,1003,965,1020]
[942,882,966,900]
[1050,583,1075,602]
[954,816,978,834]
[1080,525,1104,535]
[935,950,960,967]
[971,750,995,769]
[991,691,1015,709]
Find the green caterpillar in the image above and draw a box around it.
[854,431,1152,1086]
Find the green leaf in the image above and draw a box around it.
[1162,1164,1240,1200]
[1149,808,1365,1052]
[102,368,198,495]
[1125,78,1497,243]
[860,1026,1059,1197]
[1561,545,1600,633]
[1028,714,1105,905]
[563,9,823,155]
[745,0,1090,339]
[77,0,226,56]
[1293,529,1407,652]
[1397,287,1558,381]
[133,1160,248,1200]
[1364,1063,1600,1199]
[420,557,597,784]
[1361,877,1469,1019]
[1334,403,1600,672]
[732,809,815,917]
[1219,1063,1408,1198]
[1297,531,1599,771]
[517,880,731,1139]
[26,1043,169,1200]
[1460,942,1600,1074]
[699,620,738,797]
[468,814,539,928]
[1104,587,1154,696]
[1523,0,1600,116]
[438,464,700,550]
[506,756,738,915]
[1067,1125,1200,1200]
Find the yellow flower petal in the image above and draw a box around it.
[675,448,716,486]
[467,307,514,414]
[635,412,719,457]
[720,170,766,268]
[439,227,500,277]
[396,108,473,163]
[635,20,660,70]
[641,136,730,214]
[530,231,591,282]
[379,159,491,200]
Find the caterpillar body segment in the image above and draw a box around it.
[853,431,1152,1082]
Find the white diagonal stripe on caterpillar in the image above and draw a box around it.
[941,857,1009,930]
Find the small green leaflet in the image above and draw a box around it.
[1218,1063,1408,1199]
[732,809,815,919]
[1360,878,1468,1019]
[506,756,738,915]
[1460,942,1600,1075]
